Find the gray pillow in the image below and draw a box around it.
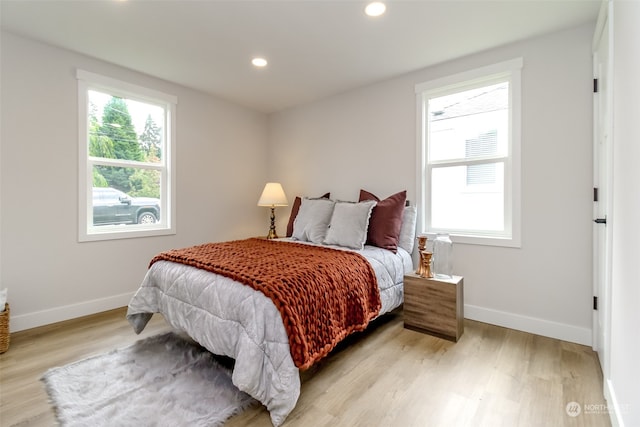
[292,198,336,244]
[324,200,377,250]
[397,205,417,253]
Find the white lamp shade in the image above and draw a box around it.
[257,182,288,206]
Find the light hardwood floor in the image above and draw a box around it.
[0,308,610,427]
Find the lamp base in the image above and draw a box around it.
[266,228,278,240]
[266,206,278,239]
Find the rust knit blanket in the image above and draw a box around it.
[149,238,381,370]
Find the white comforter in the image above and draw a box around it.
[127,240,412,426]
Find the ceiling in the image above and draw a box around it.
[1,0,600,113]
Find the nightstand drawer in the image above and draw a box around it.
[403,273,464,342]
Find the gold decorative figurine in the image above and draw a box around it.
[416,236,428,276]
[420,251,434,278]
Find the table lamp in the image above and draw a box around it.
[257,182,288,239]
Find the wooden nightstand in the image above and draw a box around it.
[403,273,464,342]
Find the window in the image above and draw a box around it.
[77,70,176,241]
[416,58,522,247]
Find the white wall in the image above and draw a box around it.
[1,24,600,347]
[0,32,269,331]
[608,1,640,425]
[269,24,595,345]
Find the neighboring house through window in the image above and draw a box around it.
[416,58,522,247]
[77,70,177,241]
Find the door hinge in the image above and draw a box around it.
[593,296,598,310]
[594,78,599,93]
[594,187,599,202]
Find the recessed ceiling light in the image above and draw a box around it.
[365,2,386,17]
[252,57,268,67]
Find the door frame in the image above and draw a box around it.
[592,0,613,380]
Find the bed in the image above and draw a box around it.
[127,192,417,426]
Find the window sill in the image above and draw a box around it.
[79,226,175,242]
[422,232,521,248]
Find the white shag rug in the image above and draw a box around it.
[42,332,256,426]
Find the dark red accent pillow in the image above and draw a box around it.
[286,193,331,237]
[359,189,407,252]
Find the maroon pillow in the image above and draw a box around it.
[286,193,331,237]
[359,189,407,252]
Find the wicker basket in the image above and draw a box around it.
[0,303,9,354]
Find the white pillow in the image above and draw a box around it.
[397,205,417,253]
[292,198,336,244]
[324,200,377,250]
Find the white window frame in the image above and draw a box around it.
[415,58,522,248]
[77,69,177,242]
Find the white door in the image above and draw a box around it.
[592,6,612,377]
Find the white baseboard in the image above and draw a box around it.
[465,304,592,346]
[10,292,134,333]
[604,378,624,427]
[11,296,593,347]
